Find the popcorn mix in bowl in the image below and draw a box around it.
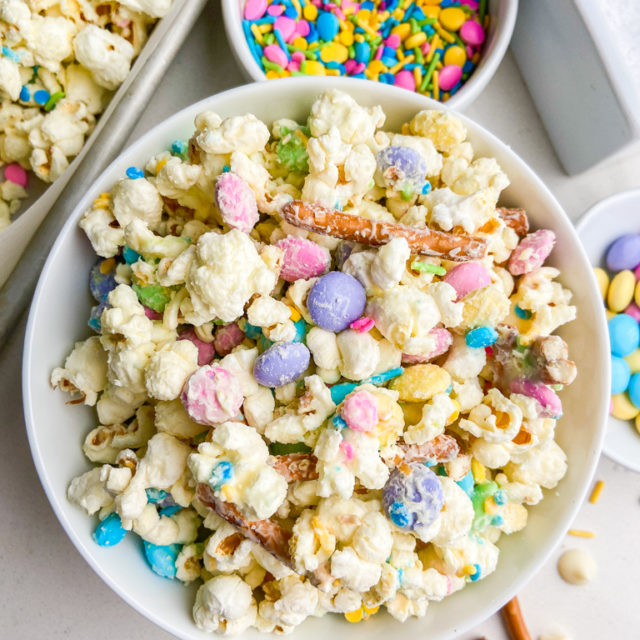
[0,0,174,229]
[52,89,577,635]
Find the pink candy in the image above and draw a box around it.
[5,163,28,188]
[394,69,415,91]
[402,328,453,364]
[510,378,562,418]
[626,302,640,323]
[267,4,284,16]
[263,43,289,68]
[293,19,310,38]
[214,171,259,233]
[350,316,374,333]
[340,441,355,461]
[460,0,479,9]
[439,65,463,91]
[275,236,330,282]
[214,322,246,357]
[143,306,162,321]
[460,20,485,47]
[244,0,267,20]
[341,390,378,432]
[274,16,296,41]
[443,262,491,301]
[291,51,305,64]
[178,328,216,367]
[634,264,640,280]
[181,365,243,425]
[344,59,358,75]
[508,229,556,276]
[385,34,401,49]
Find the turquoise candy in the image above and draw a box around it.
[122,246,142,264]
[465,326,498,348]
[93,512,126,547]
[611,355,631,394]
[316,11,339,40]
[609,314,640,357]
[143,541,181,579]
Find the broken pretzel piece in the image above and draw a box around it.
[270,453,319,482]
[281,200,488,262]
[497,207,530,237]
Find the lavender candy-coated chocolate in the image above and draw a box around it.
[376,145,427,191]
[307,271,366,332]
[382,463,444,532]
[253,342,310,387]
[89,259,117,302]
[606,234,640,271]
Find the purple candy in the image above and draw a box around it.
[606,234,640,272]
[253,342,310,387]
[382,463,444,533]
[307,272,366,332]
[376,145,427,192]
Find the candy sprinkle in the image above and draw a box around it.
[568,529,596,539]
[240,0,488,101]
[589,480,605,504]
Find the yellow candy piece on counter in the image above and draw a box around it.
[593,267,609,300]
[607,269,635,312]
[625,349,640,374]
[320,42,349,63]
[439,7,466,31]
[389,364,451,402]
[635,280,640,307]
[405,32,427,49]
[444,45,466,67]
[391,22,412,40]
[304,60,327,75]
[611,393,640,420]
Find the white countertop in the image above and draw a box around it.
[3,3,640,639]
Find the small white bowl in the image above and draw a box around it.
[23,78,607,640]
[577,188,640,473]
[221,0,518,111]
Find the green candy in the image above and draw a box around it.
[276,128,309,173]
[471,481,499,532]
[132,283,172,313]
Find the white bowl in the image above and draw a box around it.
[576,188,640,473]
[221,0,518,111]
[23,78,607,640]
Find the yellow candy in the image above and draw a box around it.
[405,32,427,48]
[392,8,405,20]
[303,4,318,20]
[287,305,301,322]
[99,257,116,274]
[400,402,424,426]
[439,7,465,31]
[389,364,451,402]
[304,60,326,75]
[484,496,499,515]
[636,280,640,307]
[292,36,308,50]
[447,399,460,425]
[391,22,412,40]
[265,70,280,79]
[444,45,466,67]
[320,42,349,63]
[471,458,487,483]
[339,30,354,46]
[607,269,635,312]
[371,391,404,448]
[345,609,364,623]
[593,267,609,300]
[423,6,440,18]
[367,59,387,74]
[363,604,380,616]
[611,393,640,420]
[155,157,168,174]
[625,349,640,374]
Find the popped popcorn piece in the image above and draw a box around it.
[409,110,467,153]
[67,467,113,515]
[144,340,198,401]
[459,388,523,444]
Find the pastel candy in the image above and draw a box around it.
[606,234,640,271]
[88,301,108,332]
[341,390,378,432]
[275,236,331,282]
[177,328,215,366]
[253,342,310,387]
[611,355,631,395]
[307,272,366,332]
[508,229,556,275]
[611,393,640,420]
[144,305,163,320]
[244,0,267,20]
[317,11,339,40]
[460,19,485,46]
[274,16,296,41]
[629,372,640,409]
[214,322,246,356]
[443,262,491,301]
[510,377,562,418]
[608,270,635,312]
[382,463,444,533]
[215,171,259,233]
[132,283,172,313]
[5,162,28,187]
[143,541,181,579]
[376,145,427,192]
[609,314,639,357]
[401,328,453,363]
[394,69,416,91]
[93,512,126,547]
[465,326,498,348]
[263,44,289,67]
[181,365,244,425]
[89,258,117,302]
[438,65,463,91]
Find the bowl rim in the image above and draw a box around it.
[23,76,607,640]
[220,0,519,111]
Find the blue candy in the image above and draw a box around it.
[329,366,404,404]
[33,89,50,105]
[292,318,307,343]
[170,139,187,157]
[609,314,640,357]
[468,563,481,582]
[143,542,181,579]
[1,45,20,62]
[514,305,532,319]
[354,41,370,63]
[456,470,474,497]
[93,512,126,547]
[388,501,411,528]
[210,460,234,490]
[19,85,29,102]
[317,11,339,41]
[332,414,348,430]
[611,356,631,394]
[89,258,117,302]
[88,301,108,332]
[465,326,498,349]
[126,166,145,179]
[159,505,182,517]
[493,489,506,505]
[628,372,640,409]
[146,488,169,503]
[122,246,142,264]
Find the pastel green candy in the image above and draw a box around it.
[276,130,309,173]
[132,283,172,313]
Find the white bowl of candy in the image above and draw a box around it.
[24,77,607,640]
[221,0,518,110]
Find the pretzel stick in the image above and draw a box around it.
[497,207,529,237]
[501,597,531,640]
[281,200,488,261]
[270,453,319,482]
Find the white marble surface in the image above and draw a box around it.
[2,2,640,639]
